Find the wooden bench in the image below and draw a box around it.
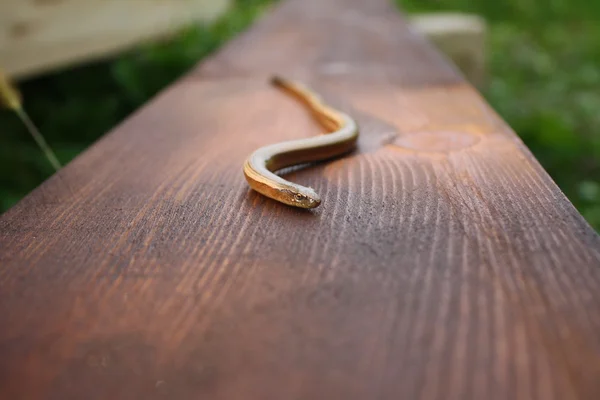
[1,0,600,398]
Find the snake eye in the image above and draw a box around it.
[295,193,304,201]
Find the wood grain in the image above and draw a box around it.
[2,0,600,399]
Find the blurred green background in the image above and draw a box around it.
[1,0,599,231]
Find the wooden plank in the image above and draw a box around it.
[0,0,231,79]
[409,13,487,87]
[1,0,600,399]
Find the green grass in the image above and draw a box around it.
[401,0,600,230]
[1,0,599,230]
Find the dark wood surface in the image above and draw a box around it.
[2,0,600,399]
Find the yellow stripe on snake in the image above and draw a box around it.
[243,76,359,209]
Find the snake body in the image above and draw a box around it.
[243,76,359,209]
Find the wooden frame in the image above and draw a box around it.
[0,0,231,79]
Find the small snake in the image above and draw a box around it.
[243,76,359,209]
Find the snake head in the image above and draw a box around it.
[293,192,321,209]
[281,188,321,209]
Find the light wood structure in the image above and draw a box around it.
[0,0,231,79]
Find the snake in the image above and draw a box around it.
[243,76,359,209]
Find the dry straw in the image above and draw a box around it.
[1,70,62,171]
